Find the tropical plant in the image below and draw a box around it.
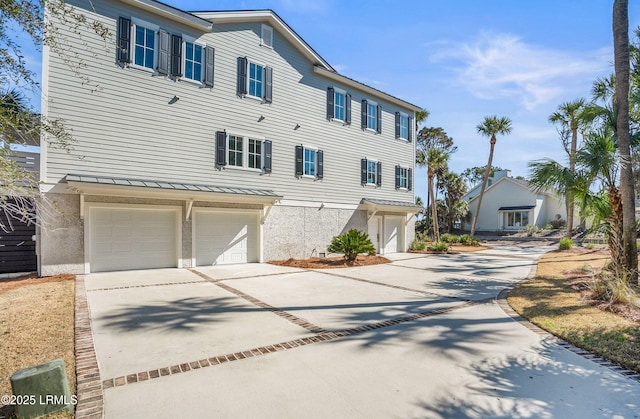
[470,116,513,238]
[327,229,376,262]
[410,239,426,251]
[427,241,449,252]
[559,237,574,250]
[461,165,505,188]
[439,171,469,233]
[440,233,459,244]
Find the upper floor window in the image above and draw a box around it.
[237,57,273,103]
[261,24,273,48]
[132,19,158,70]
[326,87,351,124]
[216,131,272,173]
[361,99,382,133]
[395,112,412,141]
[361,158,382,186]
[295,145,324,179]
[395,165,412,190]
[184,41,204,82]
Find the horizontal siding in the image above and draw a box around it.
[45,0,416,205]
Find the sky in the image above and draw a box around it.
[13,0,640,202]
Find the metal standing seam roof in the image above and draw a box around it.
[361,198,423,209]
[64,174,281,197]
[498,205,536,211]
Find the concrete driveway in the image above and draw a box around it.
[82,245,640,418]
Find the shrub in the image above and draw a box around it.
[588,276,640,308]
[440,233,459,243]
[586,242,595,250]
[543,224,553,230]
[524,224,541,237]
[550,218,567,229]
[559,237,573,250]
[427,241,449,252]
[410,239,426,251]
[327,229,376,262]
[458,234,480,246]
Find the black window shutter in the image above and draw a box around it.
[237,57,248,96]
[395,112,401,139]
[376,105,382,134]
[117,17,131,64]
[408,168,413,190]
[216,131,227,166]
[345,93,351,125]
[408,117,413,142]
[204,46,215,87]
[264,66,273,103]
[376,162,382,186]
[361,158,367,185]
[361,99,368,129]
[263,140,272,173]
[326,87,334,120]
[395,165,400,189]
[295,145,303,176]
[317,150,324,179]
[157,30,170,75]
[170,34,182,77]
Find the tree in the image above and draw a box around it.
[461,165,504,188]
[439,171,468,232]
[549,98,589,236]
[613,0,638,283]
[470,116,512,238]
[426,148,449,242]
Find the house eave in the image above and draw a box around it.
[119,0,213,31]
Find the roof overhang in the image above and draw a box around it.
[193,10,334,71]
[65,174,282,205]
[498,205,536,211]
[314,66,422,112]
[120,0,213,31]
[360,198,423,214]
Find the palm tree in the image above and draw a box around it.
[439,171,468,232]
[426,148,449,241]
[549,98,588,236]
[470,116,512,238]
[613,0,637,283]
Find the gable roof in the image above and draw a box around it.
[464,176,555,205]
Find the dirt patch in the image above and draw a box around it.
[0,273,74,296]
[269,255,390,269]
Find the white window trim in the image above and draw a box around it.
[398,111,409,141]
[503,210,531,229]
[302,145,319,178]
[398,166,410,190]
[246,58,266,101]
[366,99,378,132]
[226,133,266,172]
[181,35,205,85]
[261,24,274,49]
[365,157,379,186]
[130,18,159,73]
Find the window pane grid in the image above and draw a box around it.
[228,135,243,167]
[506,211,529,227]
[367,103,376,130]
[304,148,316,176]
[400,115,408,139]
[134,26,155,69]
[399,167,408,188]
[248,139,262,169]
[184,42,203,81]
[249,62,263,97]
[334,92,345,121]
[367,161,377,184]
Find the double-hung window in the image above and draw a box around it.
[216,131,272,172]
[361,158,382,186]
[237,57,273,102]
[248,62,264,98]
[361,99,382,133]
[395,112,412,141]
[295,145,324,179]
[184,40,204,82]
[395,165,412,190]
[326,87,351,124]
[132,19,158,70]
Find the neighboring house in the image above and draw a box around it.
[462,170,574,232]
[39,0,422,275]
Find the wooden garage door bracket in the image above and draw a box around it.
[79,194,85,220]
[261,204,273,224]
[367,208,378,222]
[185,199,194,221]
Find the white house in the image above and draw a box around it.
[462,170,573,232]
[38,0,422,275]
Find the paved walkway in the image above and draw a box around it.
[78,245,640,418]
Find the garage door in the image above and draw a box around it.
[90,207,177,272]
[195,211,258,265]
[383,217,403,254]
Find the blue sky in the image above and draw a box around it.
[15,0,640,202]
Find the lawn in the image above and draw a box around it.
[508,249,640,373]
[0,275,75,416]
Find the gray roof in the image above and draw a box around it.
[498,205,536,211]
[361,198,422,209]
[65,174,281,197]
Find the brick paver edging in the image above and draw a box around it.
[496,287,640,383]
[75,275,104,418]
[102,298,485,389]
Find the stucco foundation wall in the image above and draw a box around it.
[40,193,84,276]
[263,205,367,260]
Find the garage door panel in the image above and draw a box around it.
[90,207,177,272]
[195,212,258,265]
[383,217,402,254]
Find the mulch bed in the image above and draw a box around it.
[269,255,390,269]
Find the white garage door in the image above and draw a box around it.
[195,211,258,265]
[383,217,403,254]
[90,207,177,272]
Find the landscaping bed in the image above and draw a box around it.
[269,255,390,269]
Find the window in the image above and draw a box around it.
[326,87,351,124]
[215,131,272,172]
[237,57,273,102]
[261,24,273,48]
[133,21,157,69]
[295,145,324,179]
[184,41,203,82]
[395,166,412,190]
[505,211,529,228]
[361,99,382,133]
[361,158,382,186]
[395,112,413,141]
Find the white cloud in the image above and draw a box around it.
[429,32,611,110]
